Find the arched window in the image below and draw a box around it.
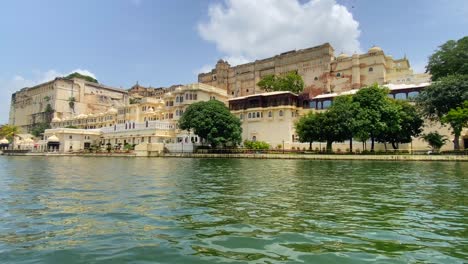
[268,111,272,117]
[336,73,341,77]
[248,113,251,118]
[252,136,257,142]
[279,110,284,117]
[314,77,318,81]
[256,112,260,118]
[369,67,373,72]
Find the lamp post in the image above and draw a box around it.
[282,140,285,154]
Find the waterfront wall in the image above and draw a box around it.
[163,153,468,162]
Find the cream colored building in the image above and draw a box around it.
[199,43,430,98]
[229,91,306,149]
[44,83,228,153]
[9,77,129,132]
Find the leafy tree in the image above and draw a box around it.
[373,101,419,150]
[441,101,468,150]
[0,124,20,141]
[417,75,468,149]
[257,74,277,92]
[353,84,393,151]
[65,72,98,83]
[257,72,304,93]
[179,100,242,148]
[295,112,322,150]
[421,132,448,152]
[417,75,468,120]
[31,122,50,137]
[426,36,468,81]
[326,95,359,152]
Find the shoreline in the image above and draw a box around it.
[1,152,467,161]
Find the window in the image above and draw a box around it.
[240,114,244,120]
[336,73,341,77]
[314,77,318,81]
[246,89,249,93]
[256,112,260,118]
[408,91,419,99]
[395,93,406,100]
[69,135,72,139]
[369,67,373,72]
[248,113,251,118]
[279,110,284,117]
[322,100,332,109]
[310,101,317,109]
[268,111,272,117]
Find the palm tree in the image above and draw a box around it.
[421,132,448,153]
[0,124,20,141]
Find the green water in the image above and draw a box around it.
[0,157,466,263]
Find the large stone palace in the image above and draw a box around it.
[9,77,128,132]
[5,43,467,154]
[198,43,430,98]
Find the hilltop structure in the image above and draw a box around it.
[198,43,430,98]
[9,77,128,132]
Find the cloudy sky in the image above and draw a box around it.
[0,0,467,123]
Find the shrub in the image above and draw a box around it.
[244,140,270,150]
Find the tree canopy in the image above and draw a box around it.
[0,124,20,141]
[416,74,468,120]
[426,36,468,81]
[178,100,242,148]
[295,84,423,152]
[441,101,468,150]
[257,72,304,93]
[65,72,98,83]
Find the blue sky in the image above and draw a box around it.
[1,0,467,123]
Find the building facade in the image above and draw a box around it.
[9,77,129,132]
[198,43,430,98]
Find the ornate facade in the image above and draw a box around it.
[198,43,430,98]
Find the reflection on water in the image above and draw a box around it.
[0,157,466,263]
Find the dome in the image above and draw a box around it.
[52,117,61,122]
[0,138,9,144]
[47,135,59,142]
[337,53,349,59]
[368,46,383,53]
[107,107,118,114]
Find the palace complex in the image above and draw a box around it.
[4,43,467,154]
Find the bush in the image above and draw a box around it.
[244,140,270,150]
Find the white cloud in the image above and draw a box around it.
[198,0,361,68]
[0,69,96,124]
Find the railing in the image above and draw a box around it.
[100,121,175,133]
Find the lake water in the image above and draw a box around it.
[0,157,466,263]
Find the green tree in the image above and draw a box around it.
[0,124,20,141]
[65,72,98,83]
[31,122,50,137]
[353,84,393,151]
[376,100,423,150]
[441,101,468,150]
[257,74,277,92]
[179,100,242,148]
[326,95,359,152]
[295,112,322,150]
[421,132,448,152]
[426,36,468,81]
[417,75,468,120]
[417,75,468,149]
[257,72,304,93]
